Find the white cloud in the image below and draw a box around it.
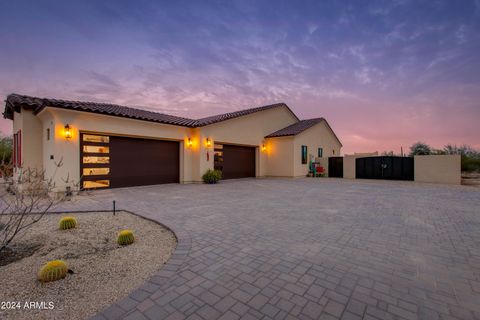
[355,67,372,84]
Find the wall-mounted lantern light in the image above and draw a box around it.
[64,124,72,140]
[187,137,193,148]
[262,143,267,152]
[206,138,211,148]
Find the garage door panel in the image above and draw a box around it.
[81,133,179,189]
[110,136,179,188]
[221,145,255,179]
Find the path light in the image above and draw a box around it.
[64,124,72,140]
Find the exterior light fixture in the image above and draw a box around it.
[206,138,211,147]
[64,124,72,140]
[187,137,193,148]
[262,143,267,152]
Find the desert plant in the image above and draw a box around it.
[409,142,432,156]
[59,216,77,230]
[0,136,12,164]
[38,260,68,282]
[0,160,68,253]
[117,229,135,245]
[202,169,222,184]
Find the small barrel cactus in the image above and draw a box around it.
[117,229,135,245]
[59,216,77,230]
[38,260,68,282]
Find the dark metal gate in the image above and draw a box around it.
[328,157,343,178]
[356,156,414,181]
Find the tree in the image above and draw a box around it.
[0,161,66,253]
[409,142,432,156]
[443,144,480,172]
[0,136,12,163]
[381,151,395,156]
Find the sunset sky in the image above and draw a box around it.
[0,0,479,154]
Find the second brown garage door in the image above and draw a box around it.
[220,144,256,179]
[110,136,179,188]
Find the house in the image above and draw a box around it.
[3,94,342,190]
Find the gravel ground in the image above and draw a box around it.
[0,211,176,320]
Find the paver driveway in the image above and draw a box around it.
[60,178,480,320]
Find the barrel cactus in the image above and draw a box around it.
[38,260,68,282]
[59,216,77,230]
[117,229,135,245]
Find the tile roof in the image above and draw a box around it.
[3,94,298,127]
[194,103,298,127]
[3,93,197,127]
[265,118,324,138]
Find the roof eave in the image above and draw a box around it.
[38,104,197,128]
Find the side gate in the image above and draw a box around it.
[356,156,414,181]
[328,157,344,178]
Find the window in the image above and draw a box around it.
[301,145,308,164]
[83,180,110,189]
[83,134,109,143]
[46,128,50,141]
[214,144,224,171]
[83,145,110,153]
[83,168,110,176]
[83,156,109,164]
[13,130,21,167]
[318,148,323,158]
[81,133,111,189]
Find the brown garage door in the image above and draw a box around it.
[81,133,179,189]
[220,144,255,179]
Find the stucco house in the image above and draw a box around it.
[3,94,342,191]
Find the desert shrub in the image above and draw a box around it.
[462,156,480,172]
[409,142,432,156]
[1,162,67,253]
[202,169,222,184]
[38,260,68,282]
[59,216,77,230]
[117,230,135,246]
[0,136,12,164]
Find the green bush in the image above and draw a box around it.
[0,136,12,164]
[202,169,222,184]
[462,155,480,172]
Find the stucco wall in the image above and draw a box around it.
[265,136,294,176]
[37,108,194,189]
[12,109,43,171]
[14,104,340,190]
[293,121,342,177]
[32,105,298,188]
[414,155,461,185]
[343,155,356,179]
[198,106,298,177]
